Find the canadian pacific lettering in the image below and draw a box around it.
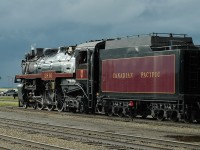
[113,72,133,79]
[140,71,160,78]
[113,72,161,79]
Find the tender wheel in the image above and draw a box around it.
[196,119,200,124]
[184,113,192,123]
[184,111,192,123]
[124,107,131,117]
[105,107,113,116]
[47,105,55,111]
[170,111,179,122]
[106,107,113,117]
[183,105,193,123]
[157,110,165,121]
[117,108,124,117]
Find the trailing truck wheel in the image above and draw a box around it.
[96,104,103,114]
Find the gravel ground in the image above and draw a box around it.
[0,106,199,149]
[0,127,108,150]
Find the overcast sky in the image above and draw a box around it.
[0,0,200,87]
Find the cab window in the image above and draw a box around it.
[78,51,87,64]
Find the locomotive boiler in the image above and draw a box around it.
[15,33,200,123]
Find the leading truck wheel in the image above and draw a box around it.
[23,103,28,109]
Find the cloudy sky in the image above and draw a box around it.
[0,0,200,87]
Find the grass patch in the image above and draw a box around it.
[0,96,18,107]
[0,101,18,107]
[0,96,17,101]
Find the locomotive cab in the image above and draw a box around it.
[74,41,105,112]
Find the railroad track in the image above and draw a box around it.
[4,106,199,130]
[15,106,200,128]
[0,117,199,150]
[0,134,71,150]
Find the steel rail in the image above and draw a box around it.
[0,133,72,150]
[0,146,10,150]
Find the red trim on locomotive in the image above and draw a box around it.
[76,69,88,80]
[101,55,175,94]
[16,71,74,80]
[15,74,41,79]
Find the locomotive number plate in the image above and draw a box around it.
[41,71,56,80]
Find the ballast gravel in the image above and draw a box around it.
[0,106,199,150]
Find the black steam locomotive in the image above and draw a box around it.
[15,33,200,123]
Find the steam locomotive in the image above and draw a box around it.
[15,33,200,123]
